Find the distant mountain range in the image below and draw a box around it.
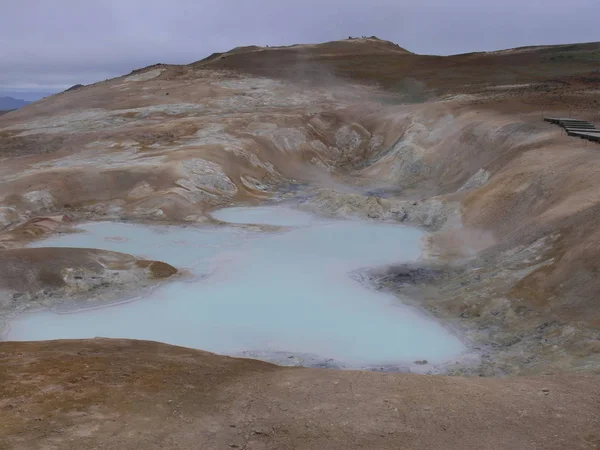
[0,96,30,111]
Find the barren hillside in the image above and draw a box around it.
[1,38,600,449]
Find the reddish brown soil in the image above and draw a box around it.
[2,339,599,450]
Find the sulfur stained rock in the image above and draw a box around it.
[0,247,177,321]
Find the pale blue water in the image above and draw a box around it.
[6,206,465,367]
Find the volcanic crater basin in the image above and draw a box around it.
[4,206,466,370]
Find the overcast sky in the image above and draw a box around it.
[1,0,599,100]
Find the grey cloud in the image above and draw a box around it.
[1,0,599,97]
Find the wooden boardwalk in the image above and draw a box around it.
[544,117,600,144]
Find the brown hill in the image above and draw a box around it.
[197,38,600,111]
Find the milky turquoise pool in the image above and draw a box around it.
[5,206,465,369]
